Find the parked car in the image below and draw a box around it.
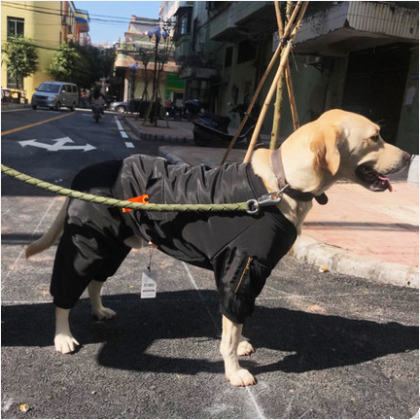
[108,98,142,114]
[31,81,79,111]
[108,99,165,120]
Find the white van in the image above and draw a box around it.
[31,81,79,111]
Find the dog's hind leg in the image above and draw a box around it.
[88,280,116,320]
[220,315,256,386]
[54,307,79,354]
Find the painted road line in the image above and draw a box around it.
[125,142,135,148]
[182,261,266,418]
[114,116,130,141]
[1,112,75,136]
[114,117,124,131]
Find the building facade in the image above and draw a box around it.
[168,1,418,154]
[1,1,89,102]
[113,14,183,105]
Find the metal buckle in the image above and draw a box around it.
[247,192,282,215]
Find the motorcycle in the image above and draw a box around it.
[192,103,259,147]
[92,105,103,123]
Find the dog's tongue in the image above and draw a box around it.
[378,175,393,192]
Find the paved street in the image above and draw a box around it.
[1,109,419,418]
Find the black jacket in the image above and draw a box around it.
[68,155,298,323]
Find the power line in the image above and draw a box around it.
[2,2,138,25]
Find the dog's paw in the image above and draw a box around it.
[92,306,116,320]
[54,334,79,354]
[226,369,256,387]
[237,341,255,357]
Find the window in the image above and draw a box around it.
[38,83,60,93]
[179,14,190,35]
[176,8,192,36]
[225,47,233,67]
[7,17,24,37]
[237,39,256,64]
[7,72,23,90]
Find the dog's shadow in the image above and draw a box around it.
[2,290,418,376]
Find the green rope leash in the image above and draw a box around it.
[1,164,250,213]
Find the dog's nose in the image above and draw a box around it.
[403,152,411,165]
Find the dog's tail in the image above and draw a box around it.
[26,199,68,259]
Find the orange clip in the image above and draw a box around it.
[122,194,149,213]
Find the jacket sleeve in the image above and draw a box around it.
[212,246,271,324]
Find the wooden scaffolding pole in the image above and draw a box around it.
[220,1,305,165]
[243,1,308,163]
[270,1,300,150]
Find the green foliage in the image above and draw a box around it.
[73,44,116,84]
[2,36,39,85]
[48,42,116,88]
[47,43,90,87]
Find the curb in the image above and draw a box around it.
[122,116,192,143]
[158,147,189,166]
[1,103,31,112]
[289,236,419,289]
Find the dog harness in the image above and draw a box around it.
[51,155,297,324]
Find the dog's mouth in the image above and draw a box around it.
[355,165,393,192]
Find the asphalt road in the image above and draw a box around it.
[1,109,419,419]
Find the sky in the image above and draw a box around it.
[75,1,163,45]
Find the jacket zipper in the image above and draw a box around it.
[234,257,253,294]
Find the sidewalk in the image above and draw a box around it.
[1,102,31,112]
[123,115,419,288]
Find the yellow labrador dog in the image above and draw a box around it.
[26,109,410,387]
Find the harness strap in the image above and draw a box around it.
[271,149,328,205]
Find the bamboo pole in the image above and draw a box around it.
[270,1,301,150]
[285,60,300,131]
[220,1,304,165]
[270,71,286,149]
[270,2,288,151]
[243,41,292,163]
[243,1,308,163]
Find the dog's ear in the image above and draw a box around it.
[310,125,343,176]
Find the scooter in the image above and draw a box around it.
[92,105,103,123]
[192,103,258,147]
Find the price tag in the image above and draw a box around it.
[141,272,157,299]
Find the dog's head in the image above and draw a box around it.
[282,109,411,194]
[316,110,410,191]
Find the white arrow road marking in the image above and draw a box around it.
[18,136,96,152]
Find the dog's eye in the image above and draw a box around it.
[371,134,380,142]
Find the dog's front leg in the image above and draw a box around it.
[55,307,79,354]
[220,315,256,386]
[88,280,116,320]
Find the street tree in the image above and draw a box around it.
[73,44,116,86]
[2,36,39,89]
[47,43,90,87]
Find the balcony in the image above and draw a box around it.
[292,2,419,56]
[209,1,277,42]
[177,52,216,80]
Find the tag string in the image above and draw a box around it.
[147,242,154,271]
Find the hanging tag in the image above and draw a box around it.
[141,271,157,299]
